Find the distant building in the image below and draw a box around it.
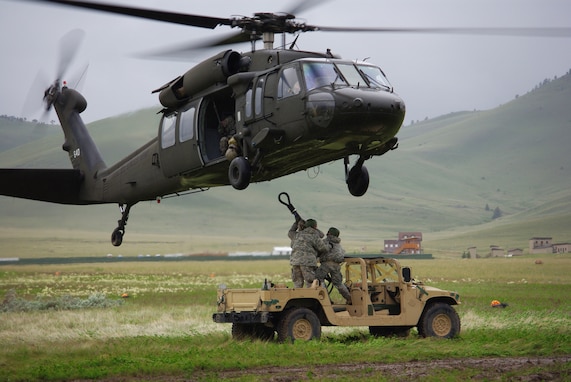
[490,245,504,257]
[467,246,478,259]
[529,237,553,254]
[384,232,423,254]
[272,246,292,256]
[553,243,571,254]
[529,237,570,254]
[507,248,523,257]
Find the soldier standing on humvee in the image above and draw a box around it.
[315,227,352,304]
[290,218,328,288]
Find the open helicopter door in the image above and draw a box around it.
[196,95,235,164]
[158,100,204,177]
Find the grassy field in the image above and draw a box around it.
[1,255,570,381]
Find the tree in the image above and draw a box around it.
[492,207,502,219]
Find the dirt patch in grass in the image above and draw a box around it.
[212,356,570,381]
[73,355,570,381]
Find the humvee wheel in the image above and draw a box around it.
[277,308,321,342]
[253,324,275,341]
[418,303,461,339]
[232,323,274,341]
[369,326,411,338]
[231,323,254,340]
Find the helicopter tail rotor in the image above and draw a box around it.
[21,28,86,121]
[43,28,86,112]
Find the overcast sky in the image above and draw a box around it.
[1,0,570,125]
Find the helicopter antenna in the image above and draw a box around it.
[288,34,300,50]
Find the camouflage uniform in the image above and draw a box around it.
[315,233,352,303]
[290,225,328,288]
[288,221,302,247]
[218,115,236,153]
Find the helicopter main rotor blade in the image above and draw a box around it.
[31,0,232,29]
[312,25,571,38]
[285,0,327,17]
[137,33,256,60]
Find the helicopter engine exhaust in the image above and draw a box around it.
[156,50,246,109]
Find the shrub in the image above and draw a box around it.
[1,289,123,312]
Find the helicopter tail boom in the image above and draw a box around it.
[0,168,86,204]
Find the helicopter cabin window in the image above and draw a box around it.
[245,87,253,119]
[254,77,265,116]
[278,67,301,99]
[302,62,341,91]
[160,112,177,149]
[179,105,196,142]
[357,64,392,90]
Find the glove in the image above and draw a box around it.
[293,211,301,223]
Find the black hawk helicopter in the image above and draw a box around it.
[2,1,568,246]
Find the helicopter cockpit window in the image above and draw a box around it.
[278,67,301,99]
[160,112,177,149]
[179,106,196,142]
[336,63,366,87]
[302,62,344,91]
[356,65,392,91]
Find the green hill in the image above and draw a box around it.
[1,71,570,258]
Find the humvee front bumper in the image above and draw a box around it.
[212,311,271,324]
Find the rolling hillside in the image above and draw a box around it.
[1,71,570,257]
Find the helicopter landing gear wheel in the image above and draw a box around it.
[111,203,132,247]
[346,163,369,197]
[344,156,370,197]
[111,227,123,247]
[228,156,251,190]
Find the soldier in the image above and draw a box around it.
[218,114,236,154]
[290,218,328,288]
[315,227,352,304]
[288,218,304,247]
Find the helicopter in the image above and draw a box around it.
[1,1,569,246]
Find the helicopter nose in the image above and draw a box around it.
[305,88,405,134]
[341,91,405,117]
[306,92,336,128]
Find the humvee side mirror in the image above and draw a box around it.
[402,267,411,283]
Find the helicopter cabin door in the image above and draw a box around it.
[158,101,203,178]
[273,64,306,136]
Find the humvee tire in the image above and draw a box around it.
[277,307,321,342]
[417,302,461,338]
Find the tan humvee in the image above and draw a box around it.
[213,256,460,341]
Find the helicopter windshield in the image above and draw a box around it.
[302,61,392,91]
[356,64,392,90]
[335,63,366,86]
[302,62,345,91]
